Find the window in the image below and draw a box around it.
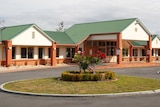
[21,47,34,59]
[48,48,50,58]
[99,41,105,46]
[158,49,160,56]
[106,41,116,46]
[56,48,59,57]
[32,32,35,39]
[48,48,60,58]
[133,49,138,56]
[28,47,34,59]
[66,48,71,57]
[122,49,128,57]
[152,49,154,56]
[106,47,115,56]
[38,48,43,59]
[156,40,158,44]
[86,41,92,46]
[142,49,146,56]
[135,27,138,32]
[66,48,75,58]
[21,48,27,58]
[12,47,16,59]
[93,41,97,46]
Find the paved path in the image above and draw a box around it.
[0,66,160,107]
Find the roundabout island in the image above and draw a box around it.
[1,74,160,97]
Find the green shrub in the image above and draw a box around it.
[61,71,116,81]
[105,71,116,80]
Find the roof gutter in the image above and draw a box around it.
[56,44,77,46]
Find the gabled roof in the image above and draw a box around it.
[130,41,147,46]
[0,24,54,42]
[65,18,138,44]
[0,24,33,41]
[44,31,75,44]
[130,35,158,46]
[152,35,158,40]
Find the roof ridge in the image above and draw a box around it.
[3,23,34,28]
[73,18,138,26]
[44,30,64,33]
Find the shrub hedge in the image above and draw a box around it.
[61,71,115,81]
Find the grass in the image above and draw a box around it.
[3,75,160,94]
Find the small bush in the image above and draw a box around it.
[105,71,116,80]
[61,71,116,81]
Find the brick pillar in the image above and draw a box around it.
[51,42,56,66]
[117,33,122,64]
[5,40,12,67]
[83,40,87,55]
[148,35,152,63]
[129,46,133,62]
[75,45,79,53]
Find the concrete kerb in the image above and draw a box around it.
[1,80,160,97]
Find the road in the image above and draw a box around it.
[0,66,160,107]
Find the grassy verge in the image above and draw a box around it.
[3,75,160,94]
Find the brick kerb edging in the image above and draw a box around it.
[1,80,160,97]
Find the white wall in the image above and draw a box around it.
[122,21,149,41]
[15,46,21,60]
[34,47,38,59]
[59,47,66,58]
[152,37,160,48]
[79,43,84,52]
[14,46,50,60]
[88,34,117,40]
[44,47,49,59]
[12,26,52,46]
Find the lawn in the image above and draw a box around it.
[3,75,160,94]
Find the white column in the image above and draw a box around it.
[153,49,156,57]
[44,47,48,59]
[15,46,21,59]
[138,48,141,56]
[34,47,38,59]
[156,49,158,57]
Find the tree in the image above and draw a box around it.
[56,21,64,32]
[73,51,106,73]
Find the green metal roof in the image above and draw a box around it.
[131,41,147,46]
[0,24,33,41]
[0,18,152,46]
[130,35,158,46]
[65,18,138,44]
[152,35,158,40]
[44,31,75,44]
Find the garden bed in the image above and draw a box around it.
[61,70,116,81]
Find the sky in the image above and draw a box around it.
[0,0,160,34]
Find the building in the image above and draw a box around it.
[0,18,159,67]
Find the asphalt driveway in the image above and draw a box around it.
[0,66,160,107]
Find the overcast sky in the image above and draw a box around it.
[0,0,160,34]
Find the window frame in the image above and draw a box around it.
[21,48,27,58]
[122,48,128,57]
[12,47,16,59]
[38,48,43,59]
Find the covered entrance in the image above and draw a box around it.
[83,33,152,65]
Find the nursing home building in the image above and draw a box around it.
[0,18,160,67]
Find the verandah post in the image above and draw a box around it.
[51,42,56,66]
[5,40,12,67]
[117,33,122,65]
